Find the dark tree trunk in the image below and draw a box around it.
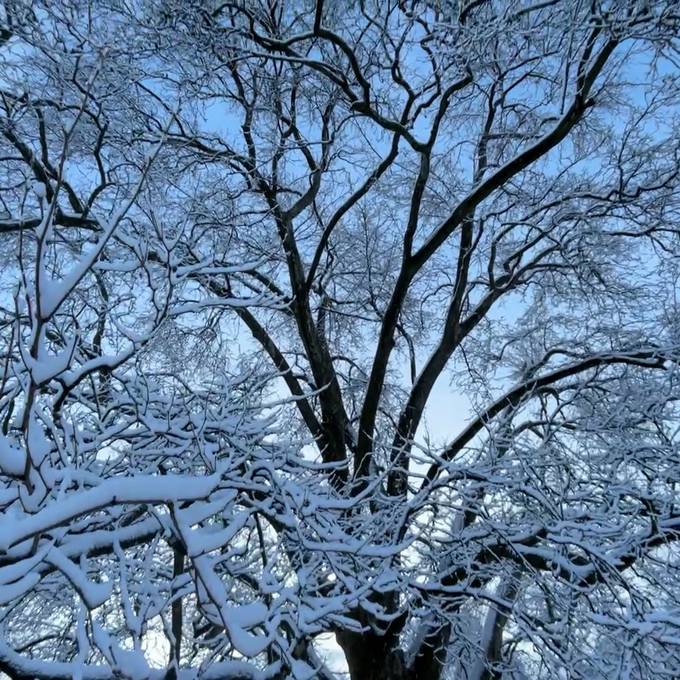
[337,630,411,680]
[336,629,451,680]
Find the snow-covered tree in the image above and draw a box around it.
[2,1,680,678]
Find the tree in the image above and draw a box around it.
[1,0,680,678]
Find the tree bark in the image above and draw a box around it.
[337,630,411,680]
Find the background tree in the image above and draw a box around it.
[2,1,680,679]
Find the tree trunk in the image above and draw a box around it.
[337,630,411,680]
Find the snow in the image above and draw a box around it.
[0,434,26,476]
[291,659,317,680]
[0,571,40,606]
[0,638,113,679]
[45,548,112,608]
[0,472,225,551]
[22,333,78,384]
[183,511,250,556]
[32,182,47,199]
